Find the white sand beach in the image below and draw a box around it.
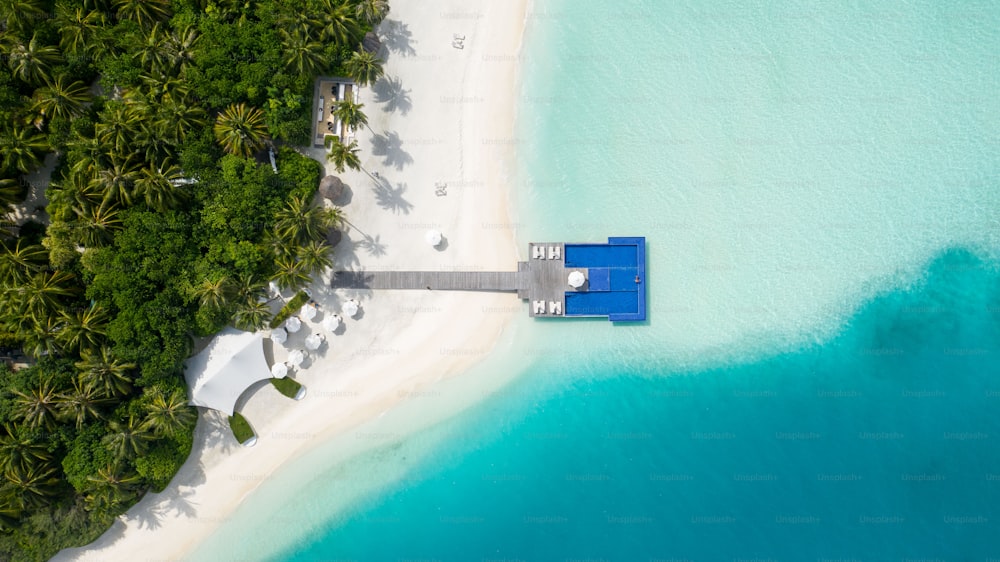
[54,1,528,559]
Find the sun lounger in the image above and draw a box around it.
[549,301,562,315]
[454,33,465,40]
[549,245,561,260]
[533,245,545,259]
[533,300,546,314]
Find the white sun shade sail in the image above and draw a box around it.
[184,327,271,416]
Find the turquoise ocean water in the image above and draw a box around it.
[192,0,1000,559]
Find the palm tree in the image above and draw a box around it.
[31,75,92,121]
[0,125,47,174]
[0,426,51,475]
[76,346,135,398]
[343,50,384,87]
[0,0,46,35]
[102,416,151,460]
[355,0,390,25]
[280,29,326,76]
[5,33,63,86]
[3,462,59,509]
[213,103,270,158]
[90,156,141,206]
[297,239,333,274]
[54,5,105,57]
[19,312,62,358]
[327,139,361,173]
[57,303,109,354]
[317,0,362,46]
[274,195,334,246]
[134,161,186,211]
[155,98,207,143]
[271,255,310,291]
[14,270,78,320]
[112,0,171,28]
[76,200,123,247]
[0,177,21,209]
[11,378,61,430]
[136,23,171,73]
[192,275,234,311]
[0,239,47,285]
[333,98,369,133]
[233,299,271,332]
[95,103,141,154]
[165,25,200,74]
[141,387,195,437]
[56,378,112,428]
[83,463,142,513]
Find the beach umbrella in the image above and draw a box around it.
[342,299,360,318]
[319,175,345,203]
[287,349,306,367]
[270,327,288,344]
[284,315,302,333]
[568,271,585,288]
[425,229,442,247]
[270,362,288,378]
[323,314,341,332]
[300,303,317,321]
[305,333,324,351]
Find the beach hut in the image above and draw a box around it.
[183,327,272,416]
[270,362,288,378]
[284,316,302,333]
[342,299,360,318]
[425,229,442,247]
[305,333,324,351]
[300,303,317,321]
[568,271,585,288]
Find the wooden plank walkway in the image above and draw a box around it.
[331,270,522,292]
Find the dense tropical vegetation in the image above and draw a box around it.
[0,0,387,560]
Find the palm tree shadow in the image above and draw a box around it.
[332,230,363,269]
[379,19,416,57]
[356,233,388,257]
[372,179,413,215]
[370,131,413,170]
[372,75,412,115]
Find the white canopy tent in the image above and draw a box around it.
[184,327,272,416]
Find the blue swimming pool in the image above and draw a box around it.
[563,237,646,321]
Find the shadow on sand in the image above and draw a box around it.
[372,75,412,115]
[379,19,416,58]
[372,177,413,215]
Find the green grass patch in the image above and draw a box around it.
[270,376,302,399]
[228,413,255,444]
[269,290,310,329]
[324,134,339,149]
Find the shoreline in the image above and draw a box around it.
[54,1,530,559]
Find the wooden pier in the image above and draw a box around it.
[330,270,522,292]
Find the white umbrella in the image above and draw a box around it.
[284,315,302,333]
[342,299,359,318]
[425,229,442,247]
[270,327,288,344]
[300,303,317,321]
[270,362,288,378]
[323,314,341,332]
[305,333,324,350]
[287,349,306,367]
[568,271,585,288]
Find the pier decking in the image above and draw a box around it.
[330,237,646,322]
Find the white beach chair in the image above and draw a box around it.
[533,300,547,314]
[549,245,561,260]
[533,245,545,259]
[549,301,562,315]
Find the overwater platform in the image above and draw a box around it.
[330,237,646,322]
